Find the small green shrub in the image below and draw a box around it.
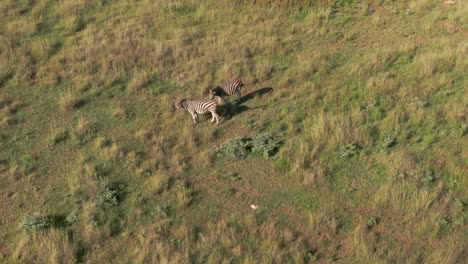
[366,216,379,228]
[65,209,79,224]
[21,210,80,232]
[151,205,170,218]
[411,96,428,108]
[391,172,406,182]
[215,135,282,160]
[454,215,465,226]
[216,137,249,160]
[391,169,434,183]
[408,169,434,183]
[339,144,357,158]
[251,134,282,159]
[96,186,119,208]
[21,215,53,232]
[382,136,396,149]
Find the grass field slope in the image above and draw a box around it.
[0,0,467,263]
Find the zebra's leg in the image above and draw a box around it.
[234,90,241,104]
[189,111,197,124]
[211,112,220,125]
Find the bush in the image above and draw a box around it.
[215,134,282,160]
[96,186,119,208]
[65,209,79,224]
[22,211,80,232]
[251,134,282,159]
[216,137,249,160]
[382,135,396,151]
[339,143,358,158]
[21,215,53,232]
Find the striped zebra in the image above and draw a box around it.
[173,99,220,125]
[209,79,245,104]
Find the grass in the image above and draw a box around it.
[0,0,467,263]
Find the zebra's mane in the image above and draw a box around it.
[212,86,226,96]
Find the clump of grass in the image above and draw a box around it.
[220,172,241,181]
[75,117,96,135]
[72,117,97,145]
[60,0,89,16]
[274,159,291,173]
[101,142,125,161]
[11,229,78,263]
[302,164,326,186]
[20,154,36,173]
[144,173,170,195]
[148,77,176,95]
[5,17,37,36]
[175,182,193,208]
[59,91,84,112]
[112,106,127,118]
[128,70,153,92]
[51,127,69,145]
[1,116,17,127]
[94,135,111,149]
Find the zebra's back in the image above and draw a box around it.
[184,99,217,114]
[219,79,244,96]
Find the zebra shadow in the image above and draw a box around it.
[218,102,266,120]
[218,103,249,120]
[240,87,273,104]
[217,87,272,120]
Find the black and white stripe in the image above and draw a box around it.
[174,99,220,125]
[209,79,245,103]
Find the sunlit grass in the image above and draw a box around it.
[0,0,466,263]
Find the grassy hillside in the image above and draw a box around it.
[0,0,467,263]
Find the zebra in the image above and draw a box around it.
[173,99,220,125]
[209,79,245,104]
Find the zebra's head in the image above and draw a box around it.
[209,87,221,99]
[173,99,185,110]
